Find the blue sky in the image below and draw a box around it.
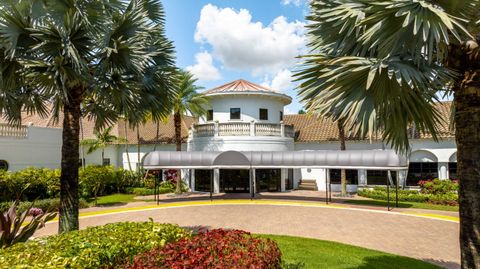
[163,0,309,114]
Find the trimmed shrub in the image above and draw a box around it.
[358,185,458,206]
[126,229,282,269]
[0,198,89,213]
[0,222,188,268]
[418,179,458,195]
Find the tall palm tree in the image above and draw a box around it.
[295,1,480,267]
[173,70,209,193]
[0,0,176,233]
[81,126,125,165]
[337,119,347,196]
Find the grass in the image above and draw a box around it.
[344,199,458,212]
[263,235,441,269]
[88,193,138,206]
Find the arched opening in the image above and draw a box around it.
[407,150,439,185]
[212,151,252,193]
[448,152,457,180]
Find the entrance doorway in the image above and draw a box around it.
[220,169,250,193]
[256,169,281,192]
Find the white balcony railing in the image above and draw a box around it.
[0,123,28,138]
[191,122,295,138]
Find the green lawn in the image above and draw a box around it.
[263,235,441,269]
[88,194,138,206]
[344,199,458,212]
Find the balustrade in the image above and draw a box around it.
[191,122,294,138]
[0,123,28,138]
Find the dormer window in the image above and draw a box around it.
[230,108,241,120]
[259,108,268,120]
[207,109,213,121]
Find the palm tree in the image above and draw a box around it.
[81,127,125,165]
[337,119,347,196]
[173,70,209,193]
[295,1,480,267]
[0,0,176,233]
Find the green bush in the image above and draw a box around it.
[358,185,458,206]
[0,222,188,268]
[418,179,458,195]
[0,198,89,213]
[127,187,156,196]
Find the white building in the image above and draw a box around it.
[0,79,457,193]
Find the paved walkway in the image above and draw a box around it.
[36,195,460,269]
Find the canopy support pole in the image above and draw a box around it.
[395,171,399,208]
[250,168,254,199]
[387,170,391,211]
[329,171,332,202]
[210,169,213,200]
[326,169,330,204]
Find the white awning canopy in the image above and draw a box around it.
[143,150,408,170]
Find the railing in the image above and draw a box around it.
[0,123,28,138]
[218,122,250,136]
[255,123,281,136]
[191,122,294,138]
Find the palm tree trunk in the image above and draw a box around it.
[136,126,141,172]
[174,112,182,194]
[59,87,82,233]
[153,120,160,151]
[455,82,480,268]
[337,119,347,196]
[124,122,132,171]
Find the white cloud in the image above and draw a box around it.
[194,4,305,76]
[284,106,295,115]
[186,52,222,81]
[281,0,302,6]
[261,69,294,93]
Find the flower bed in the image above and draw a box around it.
[126,229,282,269]
[0,222,188,268]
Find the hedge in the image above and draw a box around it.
[0,198,89,213]
[0,222,188,268]
[0,166,143,202]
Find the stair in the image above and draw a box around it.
[298,179,318,191]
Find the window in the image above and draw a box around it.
[206,109,213,121]
[259,108,268,120]
[102,158,110,166]
[366,170,397,185]
[406,162,438,186]
[448,162,457,180]
[329,169,358,184]
[0,160,9,171]
[280,111,284,121]
[195,169,212,192]
[230,108,240,120]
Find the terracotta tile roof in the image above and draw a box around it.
[284,102,455,142]
[0,111,196,144]
[204,79,278,94]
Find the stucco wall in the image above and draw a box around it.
[199,95,285,124]
[0,126,62,171]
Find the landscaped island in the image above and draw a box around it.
[0,221,440,268]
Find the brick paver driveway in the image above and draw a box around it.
[36,202,459,269]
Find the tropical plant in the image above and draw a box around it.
[81,127,125,165]
[172,70,209,193]
[337,119,347,195]
[295,1,480,267]
[0,0,176,233]
[0,201,56,248]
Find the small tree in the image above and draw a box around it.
[81,127,125,166]
[172,70,209,194]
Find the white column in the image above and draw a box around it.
[438,162,448,179]
[280,168,286,192]
[252,168,256,193]
[358,170,367,186]
[280,123,285,137]
[250,121,255,136]
[190,169,195,191]
[213,169,220,193]
[398,170,407,188]
[214,121,219,137]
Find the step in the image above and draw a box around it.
[298,185,318,191]
[300,179,317,184]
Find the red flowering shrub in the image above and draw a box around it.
[126,229,282,269]
[163,169,178,184]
